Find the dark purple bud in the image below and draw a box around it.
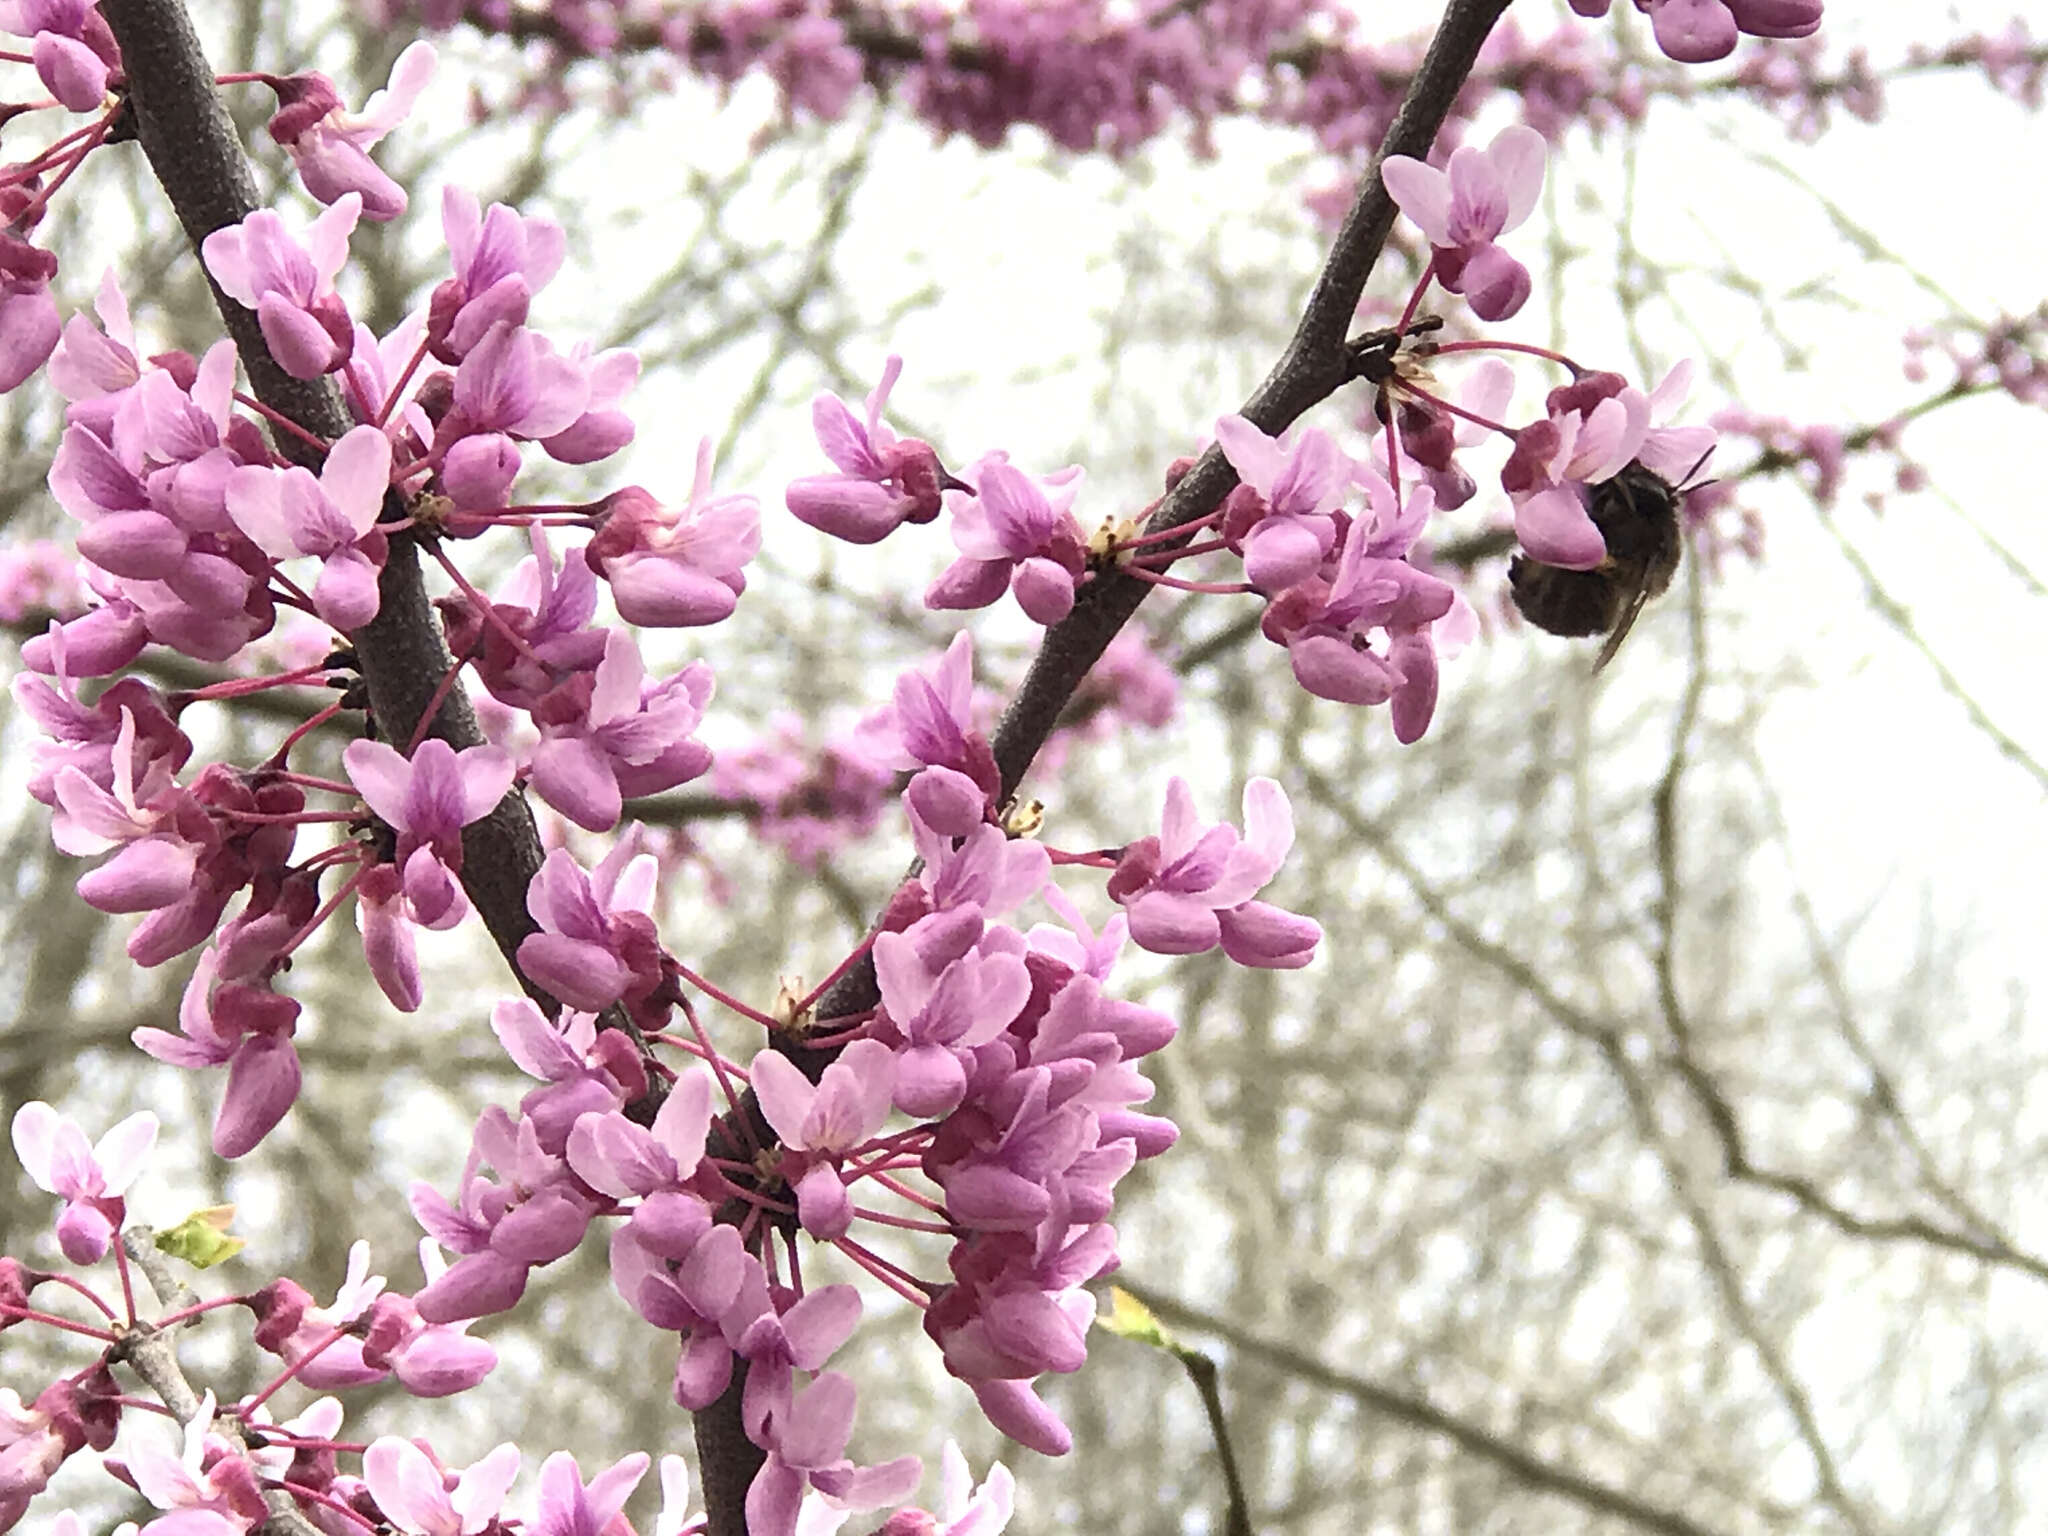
[245,1278,313,1354]
[1500,418,1563,496]
[265,72,345,144]
[1545,370,1628,422]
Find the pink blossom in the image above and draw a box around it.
[745,1374,921,1536]
[927,458,1087,624]
[363,1435,519,1535]
[447,321,592,442]
[1634,360,1719,484]
[427,184,567,362]
[136,948,304,1158]
[873,926,1032,1119]
[907,818,1050,928]
[489,999,642,1154]
[753,1040,897,1163]
[587,441,761,628]
[126,1393,269,1536]
[529,1451,649,1536]
[1108,777,1321,969]
[444,529,604,712]
[343,736,515,924]
[786,356,955,544]
[542,342,639,464]
[253,1239,390,1389]
[1213,415,1349,592]
[48,702,184,851]
[1600,0,1819,62]
[890,632,998,798]
[226,424,393,630]
[48,269,138,409]
[0,0,118,111]
[1380,126,1546,321]
[266,41,436,219]
[0,233,61,394]
[356,860,441,1013]
[410,1108,599,1323]
[607,1222,748,1405]
[202,195,361,378]
[526,630,714,833]
[735,1284,864,1441]
[876,1442,1015,1536]
[1500,372,1653,569]
[9,1101,156,1264]
[569,1078,713,1218]
[517,842,665,1013]
[753,1040,896,1238]
[1261,474,1453,724]
[360,1242,500,1396]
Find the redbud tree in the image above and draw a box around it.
[4,2,2045,1535]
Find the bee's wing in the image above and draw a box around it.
[1591,577,1655,672]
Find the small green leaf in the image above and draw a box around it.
[1096,1286,1177,1351]
[154,1206,245,1268]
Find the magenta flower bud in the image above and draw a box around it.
[214,1027,301,1158]
[1652,0,1740,61]
[245,1277,313,1353]
[74,509,189,580]
[906,766,987,837]
[21,604,147,676]
[415,1251,529,1323]
[1217,899,1322,971]
[0,1259,52,1333]
[0,233,61,393]
[1458,243,1532,322]
[1011,556,1076,624]
[1728,0,1822,37]
[969,1378,1072,1457]
[389,1323,498,1397]
[443,431,523,510]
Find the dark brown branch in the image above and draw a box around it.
[98,0,550,995]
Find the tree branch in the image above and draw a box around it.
[987,0,1512,797]
[98,0,551,996]
[692,3,1513,1525]
[1115,1278,1738,1536]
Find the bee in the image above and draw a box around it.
[1508,459,1695,671]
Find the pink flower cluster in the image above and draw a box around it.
[12,86,756,1146]
[380,0,1834,178]
[3,1097,1014,1536]
[361,636,1314,1529]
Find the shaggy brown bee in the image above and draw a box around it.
[1509,460,1687,670]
